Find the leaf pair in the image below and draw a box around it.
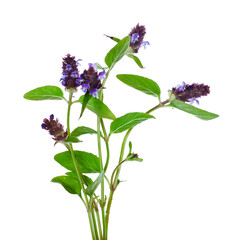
[54,151,105,196]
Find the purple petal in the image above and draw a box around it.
[75,78,82,85]
[98,71,106,80]
[131,33,139,44]
[66,64,72,71]
[177,81,186,92]
[90,88,99,98]
[76,59,82,66]
[61,79,67,86]
[71,70,79,78]
[189,98,199,105]
[82,83,90,93]
[88,63,97,69]
[140,41,150,49]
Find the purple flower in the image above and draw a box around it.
[129,24,149,53]
[60,54,81,89]
[188,98,199,105]
[65,64,72,72]
[71,70,79,78]
[82,83,90,93]
[79,65,105,97]
[88,63,97,69]
[98,71,106,80]
[130,33,140,44]
[90,88,99,98]
[176,81,186,92]
[41,114,68,141]
[76,59,82,66]
[171,82,210,104]
[140,41,150,49]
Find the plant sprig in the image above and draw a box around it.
[24,24,219,240]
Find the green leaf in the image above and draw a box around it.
[105,36,131,69]
[79,93,92,119]
[54,151,100,173]
[170,99,219,120]
[71,126,97,137]
[51,175,81,195]
[65,172,94,186]
[24,86,64,100]
[84,170,105,196]
[110,112,155,134]
[104,34,120,43]
[79,95,116,120]
[116,74,161,99]
[127,54,144,68]
[64,136,82,143]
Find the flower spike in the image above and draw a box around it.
[129,24,149,53]
[60,54,81,89]
[79,65,105,97]
[41,115,67,141]
[171,82,210,104]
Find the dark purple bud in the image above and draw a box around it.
[41,115,67,142]
[41,123,47,129]
[171,82,210,103]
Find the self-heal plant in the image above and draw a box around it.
[24,24,219,240]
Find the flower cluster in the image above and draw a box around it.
[79,63,106,97]
[129,24,150,53]
[60,54,82,89]
[171,81,210,104]
[41,114,67,141]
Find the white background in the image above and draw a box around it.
[1,0,240,239]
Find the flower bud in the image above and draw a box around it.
[41,114,67,141]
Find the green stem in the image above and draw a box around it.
[95,205,103,240]
[97,68,112,240]
[88,213,97,240]
[112,128,132,188]
[105,99,171,235]
[97,116,106,239]
[101,119,110,172]
[67,90,97,240]
[91,205,99,240]
[105,189,113,237]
